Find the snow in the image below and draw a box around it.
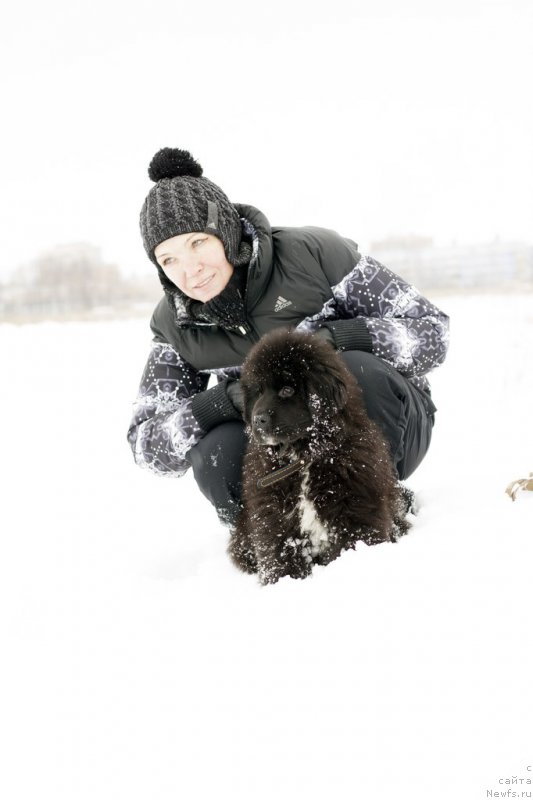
[1,293,532,800]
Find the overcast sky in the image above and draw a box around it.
[2,0,532,280]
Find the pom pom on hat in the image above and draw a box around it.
[148,148,203,182]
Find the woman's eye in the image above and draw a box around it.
[192,238,206,247]
[162,257,174,266]
[279,386,295,398]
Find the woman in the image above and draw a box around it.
[127,148,449,528]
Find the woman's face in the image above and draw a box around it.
[154,232,234,302]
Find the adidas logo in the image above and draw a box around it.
[274,296,293,312]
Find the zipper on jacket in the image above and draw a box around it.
[235,320,260,341]
[236,283,260,341]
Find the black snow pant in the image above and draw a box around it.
[185,351,437,527]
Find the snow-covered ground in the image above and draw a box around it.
[1,293,532,800]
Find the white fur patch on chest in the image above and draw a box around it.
[297,467,330,556]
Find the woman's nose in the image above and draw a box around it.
[184,260,203,278]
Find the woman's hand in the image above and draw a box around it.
[226,379,245,414]
[314,326,336,348]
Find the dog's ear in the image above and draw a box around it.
[305,359,349,413]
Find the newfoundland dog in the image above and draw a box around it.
[227,328,414,585]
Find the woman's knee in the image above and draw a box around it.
[340,350,396,388]
[340,351,404,424]
[340,350,434,479]
[185,421,246,517]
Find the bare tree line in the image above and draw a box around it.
[1,237,532,323]
[0,242,160,320]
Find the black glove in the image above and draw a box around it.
[226,379,244,414]
[314,326,337,348]
[315,320,373,354]
[191,378,243,433]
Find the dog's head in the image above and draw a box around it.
[239,328,351,447]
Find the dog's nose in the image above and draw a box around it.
[253,412,272,432]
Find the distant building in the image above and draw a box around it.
[369,236,533,291]
[0,241,160,320]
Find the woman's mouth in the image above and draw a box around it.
[194,274,215,290]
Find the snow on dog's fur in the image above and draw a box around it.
[228,328,413,585]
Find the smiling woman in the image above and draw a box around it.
[128,147,449,533]
[154,232,234,302]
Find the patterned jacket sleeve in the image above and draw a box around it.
[297,253,450,379]
[127,341,209,477]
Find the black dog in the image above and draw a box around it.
[228,329,414,585]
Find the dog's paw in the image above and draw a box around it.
[313,547,343,567]
[398,484,418,516]
[258,563,285,585]
[281,537,314,580]
[362,528,393,546]
[227,535,258,575]
[287,562,313,581]
[256,539,314,584]
[390,520,410,542]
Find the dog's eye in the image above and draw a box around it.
[278,386,295,399]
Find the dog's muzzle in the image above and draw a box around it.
[252,412,272,434]
[252,412,283,445]
[252,415,312,447]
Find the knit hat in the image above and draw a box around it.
[140,148,252,281]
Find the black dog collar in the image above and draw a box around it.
[257,459,305,489]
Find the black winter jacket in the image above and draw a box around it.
[127,204,449,476]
